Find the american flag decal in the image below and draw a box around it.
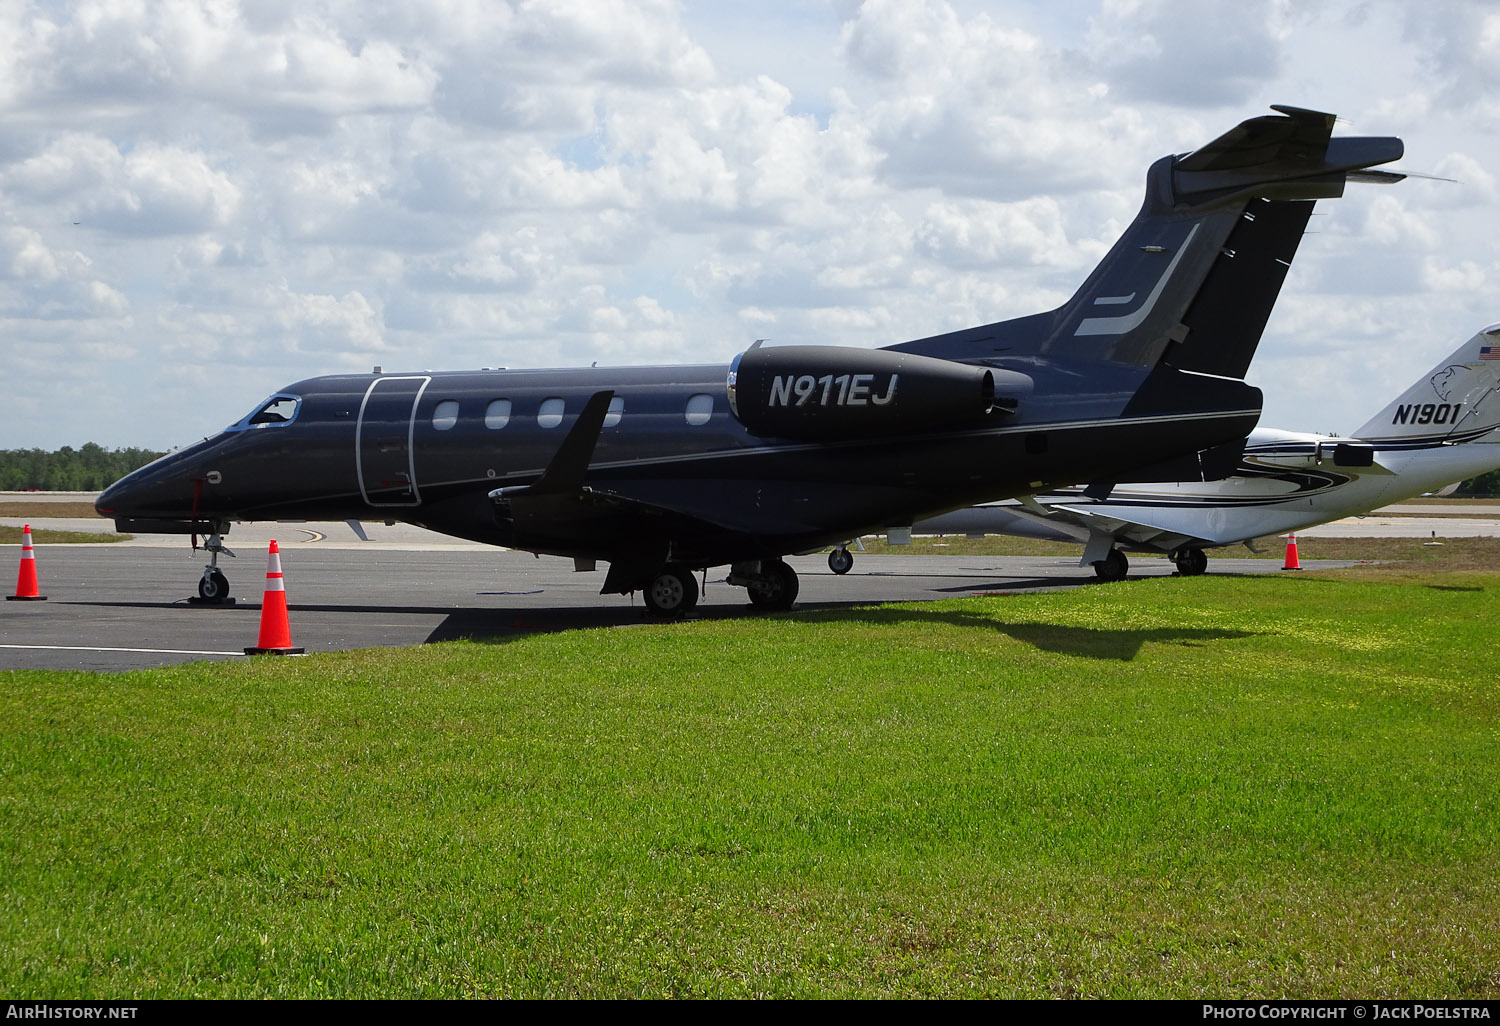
[1482,346,1500,360]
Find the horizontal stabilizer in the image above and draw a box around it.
[1173,105,1403,208]
[1346,170,1407,185]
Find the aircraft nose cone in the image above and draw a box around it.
[93,481,121,517]
[94,449,205,520]
[95,465,168,519]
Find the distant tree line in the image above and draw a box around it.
[0,444,165,491]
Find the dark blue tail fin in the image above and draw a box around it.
[891,106,1403,383]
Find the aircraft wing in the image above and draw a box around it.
[992,437,1401,554]
[495,479,814,540]
[487,390,832,551]
[1002,499,1206,555]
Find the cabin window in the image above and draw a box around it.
[538,397,565,428]
[685,393,714,426]
[604,396,624,427]
[484,399,512,429]
[431,400,459,431]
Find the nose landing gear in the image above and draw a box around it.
[189,524,237,605]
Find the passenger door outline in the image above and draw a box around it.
[356,376,431,507]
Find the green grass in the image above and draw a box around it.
[2,575,1499,997]
[0,526,130,544]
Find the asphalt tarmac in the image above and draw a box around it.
[0,544,1360,673]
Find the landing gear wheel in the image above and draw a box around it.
[1092,549,1129,582]
[747,559,800,611]
[643,564,699,618]
[828,546,854,575]
[198,568,230,603]
[1173,547,1208,576]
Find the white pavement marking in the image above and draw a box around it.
[0,644,245,657]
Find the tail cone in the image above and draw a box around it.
[7,525,47,601]
[245,540,304,655]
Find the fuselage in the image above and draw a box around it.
[97,360,1258,568]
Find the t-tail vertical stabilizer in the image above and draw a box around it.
[892,106,1405,438]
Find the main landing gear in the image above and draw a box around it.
[636,558,801,617]
[642,563,700,618]
[728,558,799,612]
[189,523,237,605]
[1091,548,1129,582]
[1090,546,1208,580]
[1172,546,1208,576]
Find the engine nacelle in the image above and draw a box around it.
[726,344,1028,440]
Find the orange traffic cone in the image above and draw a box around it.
[245,540,304,655]
[7,524,47,601]
[1281,533,1302,571]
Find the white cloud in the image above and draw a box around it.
[1084,0,1284,108]
[1428,152,1498,207]
[4,135,240,235]
[841,0,1149,199]
[0,226,79,281]
[11,1,436,124]
[0,224,128,319]
[916,196,1075,269]
[3,133,119,199]
[276,287,386,352]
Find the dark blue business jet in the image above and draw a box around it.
[98,106,1404,616]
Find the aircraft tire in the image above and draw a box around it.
[747,559,799,611]
[828,547,854,575]
[198,569,231,603]
[643,564,698,618]
[1174,547,1208,576]
[1092,549,1128,582]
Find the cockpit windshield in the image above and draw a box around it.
[230,394,302,431]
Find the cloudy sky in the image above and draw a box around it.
[3,0,1499,450]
